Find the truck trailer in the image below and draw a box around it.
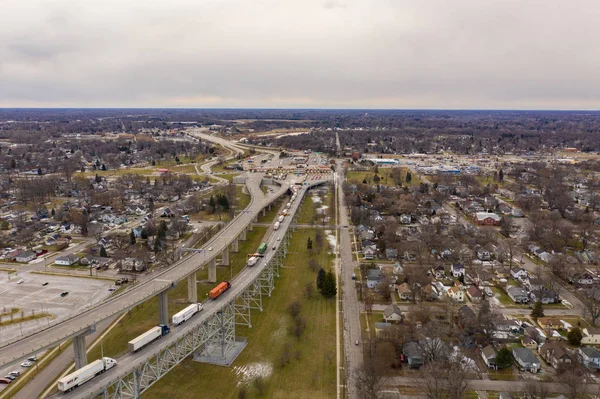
[172,303,203,326]
[278,215,284,223]
[57,357,117,393]
[273,221,280,230]
[210,281,231,299]
[128,325,170,352]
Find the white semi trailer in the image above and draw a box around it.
[57,357,117,393]
[172,303,203,326]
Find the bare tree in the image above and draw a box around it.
[420,361,469,399]
[354,357,388,399]
[558,368,588,399]
[522,381,550,399]
[582,288,600,325]
[403,264,428,304]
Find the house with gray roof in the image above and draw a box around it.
[512,347,540,373]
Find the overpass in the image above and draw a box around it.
[48,175,331,398]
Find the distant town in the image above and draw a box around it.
[1,109,600,399]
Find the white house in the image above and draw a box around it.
[15,251,36,263]
[582,328,600,345]
[55,254,79,266]
[447,286,465,302]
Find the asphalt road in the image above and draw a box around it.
[337,161,363,399]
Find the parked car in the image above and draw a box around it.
[8,371,20,377]
[42,282,49,286]
[16,279,24,284]
[60,291,69,297]
[0,378,12,384]
[4,375,16,381]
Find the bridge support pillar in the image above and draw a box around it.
[240,229,247,241]
[208,258,217,283]
[158,291,169,326]
[248,223,253,232]
[231,239,239,253]
[73,334,88,370]
[187,274,197,303]
[221,247,230,266]
[262,208,266,217]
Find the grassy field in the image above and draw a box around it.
[347,167,420,187]
[296,187,332,225]
[257,197,286,223]
[143,228,336,399]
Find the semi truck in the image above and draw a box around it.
[274,221,280,230]
[247,256,258,267]
[172,303,203,326]
[128,325,170,352]
[57,357,117,393]
[278,215,284,222]
[210,281,231,299]
[257,242,268,254]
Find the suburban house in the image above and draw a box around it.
[383,305,403,323]
[365,269,382,287]
[403,342,424,369]
[527,277,545,291]
[480,345,497,370]
[476,247,491,261]
[573,272,595,286]
[385,248,398,260]
[447,286,465,302]
[507,286,529,304]
[432,265,446,279]
[15,251,36,263]
[363,247,376,260]
[451,263,465,278]
[530,289,559,305]
[510,268,528,280]
[55,254,79,266]
[396,282,412,301]
[512,347,541,373]
[521,336,538,349]
[537,317,561,330]
[582,327,600,345]
[473,212,501,226]
[538,342,572,369]
[400,214,411,224]
[579,347,600,370]
[466,286,483,302]
[422,283,439,301]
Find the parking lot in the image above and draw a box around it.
[0,271,112,345]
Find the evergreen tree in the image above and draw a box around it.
[101,164,106,171]
[373,174,380,184]
[51,208,55,217]
[95,173,102,183]
[496,347,513,369]
[498,168,504,181]
[531,301,544,319]
[151,160,156,166]
[130,229,136,245]
[141,229,148,240]
[175,156,180,163]
[568,327,583,346]
[209,196,216,213]
[10,159,16,169]
[316,268,326,291]
[307,237,313,250]
[321,272,337,298]
[37,168,42,175]
[405,171,412,183]
[100,246,107,257]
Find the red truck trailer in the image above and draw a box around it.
[209,281,231,299]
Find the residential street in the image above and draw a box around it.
[337,161,363,399]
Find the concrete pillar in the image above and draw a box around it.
[231,238,239,253]
[187,274,197,303]
[158,291,169,326]
[262,208,266,217]
[268,204,272,211]
[221,247,230,266]
[208,258,217,283]
[240,229,247,240]
[248,223,254,232]
[73,334,88,370]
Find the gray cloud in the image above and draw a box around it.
[1,0,600,108]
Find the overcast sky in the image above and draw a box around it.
[1,0,599,109]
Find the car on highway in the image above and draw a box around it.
[42,282,49,286]
[20,361,33,368]
[208,247,213,251]
[355,340,359,346]
[109,287,117,292]
[8,371,20,378]
[60,291,69,297]
[27,355,37,362]
[16,279,24,284]
[4,375,16,381]
[0,378,11,384]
